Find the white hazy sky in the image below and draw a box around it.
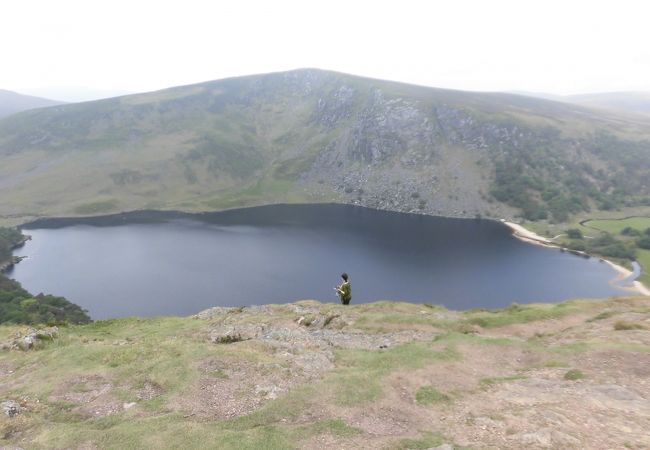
[2,0,650,99]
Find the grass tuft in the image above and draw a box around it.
[614,320,646,331]
[564,369,586,380]
[415,386,451,405]
[480,375,526,387]
[587,311,617,322]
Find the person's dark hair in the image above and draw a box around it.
[341,273,348,281]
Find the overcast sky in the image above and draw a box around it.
[2,0,649,100]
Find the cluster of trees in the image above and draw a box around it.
[564,226,650,261]
[621,227,650,250]
[491,160,590,222]
[0,276,91,325]
[490,130,650,222]
[0,227,90,325]
[585,233,636,259]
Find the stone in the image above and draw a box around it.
[2,326,60,351]
[2,400,20,417]
[22,335,35,350]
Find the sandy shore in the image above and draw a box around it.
[601,260,650,295]
[502,220,554,246]
[502,220,650,296]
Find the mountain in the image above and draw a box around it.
[18,86,134,103]
[0,89,64,119]
[1,69,650,223]
[564,92,650,116]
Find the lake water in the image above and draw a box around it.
[9,204,627,319]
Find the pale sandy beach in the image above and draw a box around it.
[502,220,650,296]
[502,220,553,245]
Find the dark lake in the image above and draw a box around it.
[9,204,627,319]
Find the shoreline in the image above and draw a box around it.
[503,220,650,297]
[0,235,31,273]
[8,205,650,297]
[502,220,554,247]
[8,201,507,229]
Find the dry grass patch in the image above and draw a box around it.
[613,320,646,331]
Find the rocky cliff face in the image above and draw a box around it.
[300,83,508,217]
[290,70,650,220]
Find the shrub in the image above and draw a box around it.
[213,333,244,344]
[621,227,641,237]
[568,241,586,251]
[636,237,650,250]
[566,229,583,239]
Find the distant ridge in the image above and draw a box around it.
[565,92,650,116]
[0,89,64,118]
[508,90,650,117]
[18,86,134,103]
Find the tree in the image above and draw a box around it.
[637,237,650,250]
[621,227,641,237]
[567,228,583,239]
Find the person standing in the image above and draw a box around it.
[335,273,352,305]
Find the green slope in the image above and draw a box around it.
[2,69,650,222]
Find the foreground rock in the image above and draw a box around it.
[0,326,58,351]
[1,400,20,417]
[0,297,649,449]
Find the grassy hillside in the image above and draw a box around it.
[1,297,649,449]
[0,90,64,119]
[2,69,650,223]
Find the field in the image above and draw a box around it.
[2,298,650,449]
[584,217,650,235]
